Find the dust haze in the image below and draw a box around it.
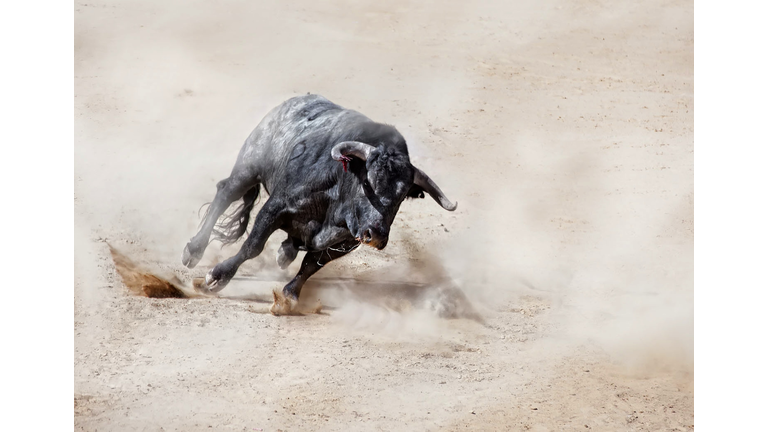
[75,0,693,430]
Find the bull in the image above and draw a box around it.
[182,94,457,315]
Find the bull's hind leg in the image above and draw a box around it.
[270,240,359,315]
[182,171,259,269]
[201,197,285,292]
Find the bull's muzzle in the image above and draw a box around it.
[359,228,388,250]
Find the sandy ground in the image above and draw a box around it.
[74,0,694,430]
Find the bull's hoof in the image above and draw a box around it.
[200,269,228,293]
[270,290,298,316]
[182,242,203,269]
[277,243,298,270]
[192,277,216,295]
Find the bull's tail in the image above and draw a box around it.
[211,184,261,245]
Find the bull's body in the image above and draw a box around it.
[182,94,456,314]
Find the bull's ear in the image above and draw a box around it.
[412,166,457,211]
[407,184,425,199]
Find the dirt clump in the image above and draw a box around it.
[109,244,187,299]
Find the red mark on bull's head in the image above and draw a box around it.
[339,155,351,172]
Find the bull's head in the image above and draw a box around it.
[332,140,457,250]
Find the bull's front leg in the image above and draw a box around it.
[311,226,355,250]
[270,239,359,315]
[275,224,353,270]
[200,198,285,293]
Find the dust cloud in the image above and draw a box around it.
[78,0,692,370]
[318,179,692,374]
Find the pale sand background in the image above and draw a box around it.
[75,0,693,430]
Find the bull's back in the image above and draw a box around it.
[239,95,365,191]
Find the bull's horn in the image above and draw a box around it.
[331,141,375,162]
[413,167,458,211]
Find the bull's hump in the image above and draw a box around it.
[285,94,339,121]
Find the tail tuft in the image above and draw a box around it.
[211,185,260,245]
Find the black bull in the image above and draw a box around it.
[182,94,456,315]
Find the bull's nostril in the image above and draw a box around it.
[363,229,373,242]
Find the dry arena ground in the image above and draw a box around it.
[75,0,693,430]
